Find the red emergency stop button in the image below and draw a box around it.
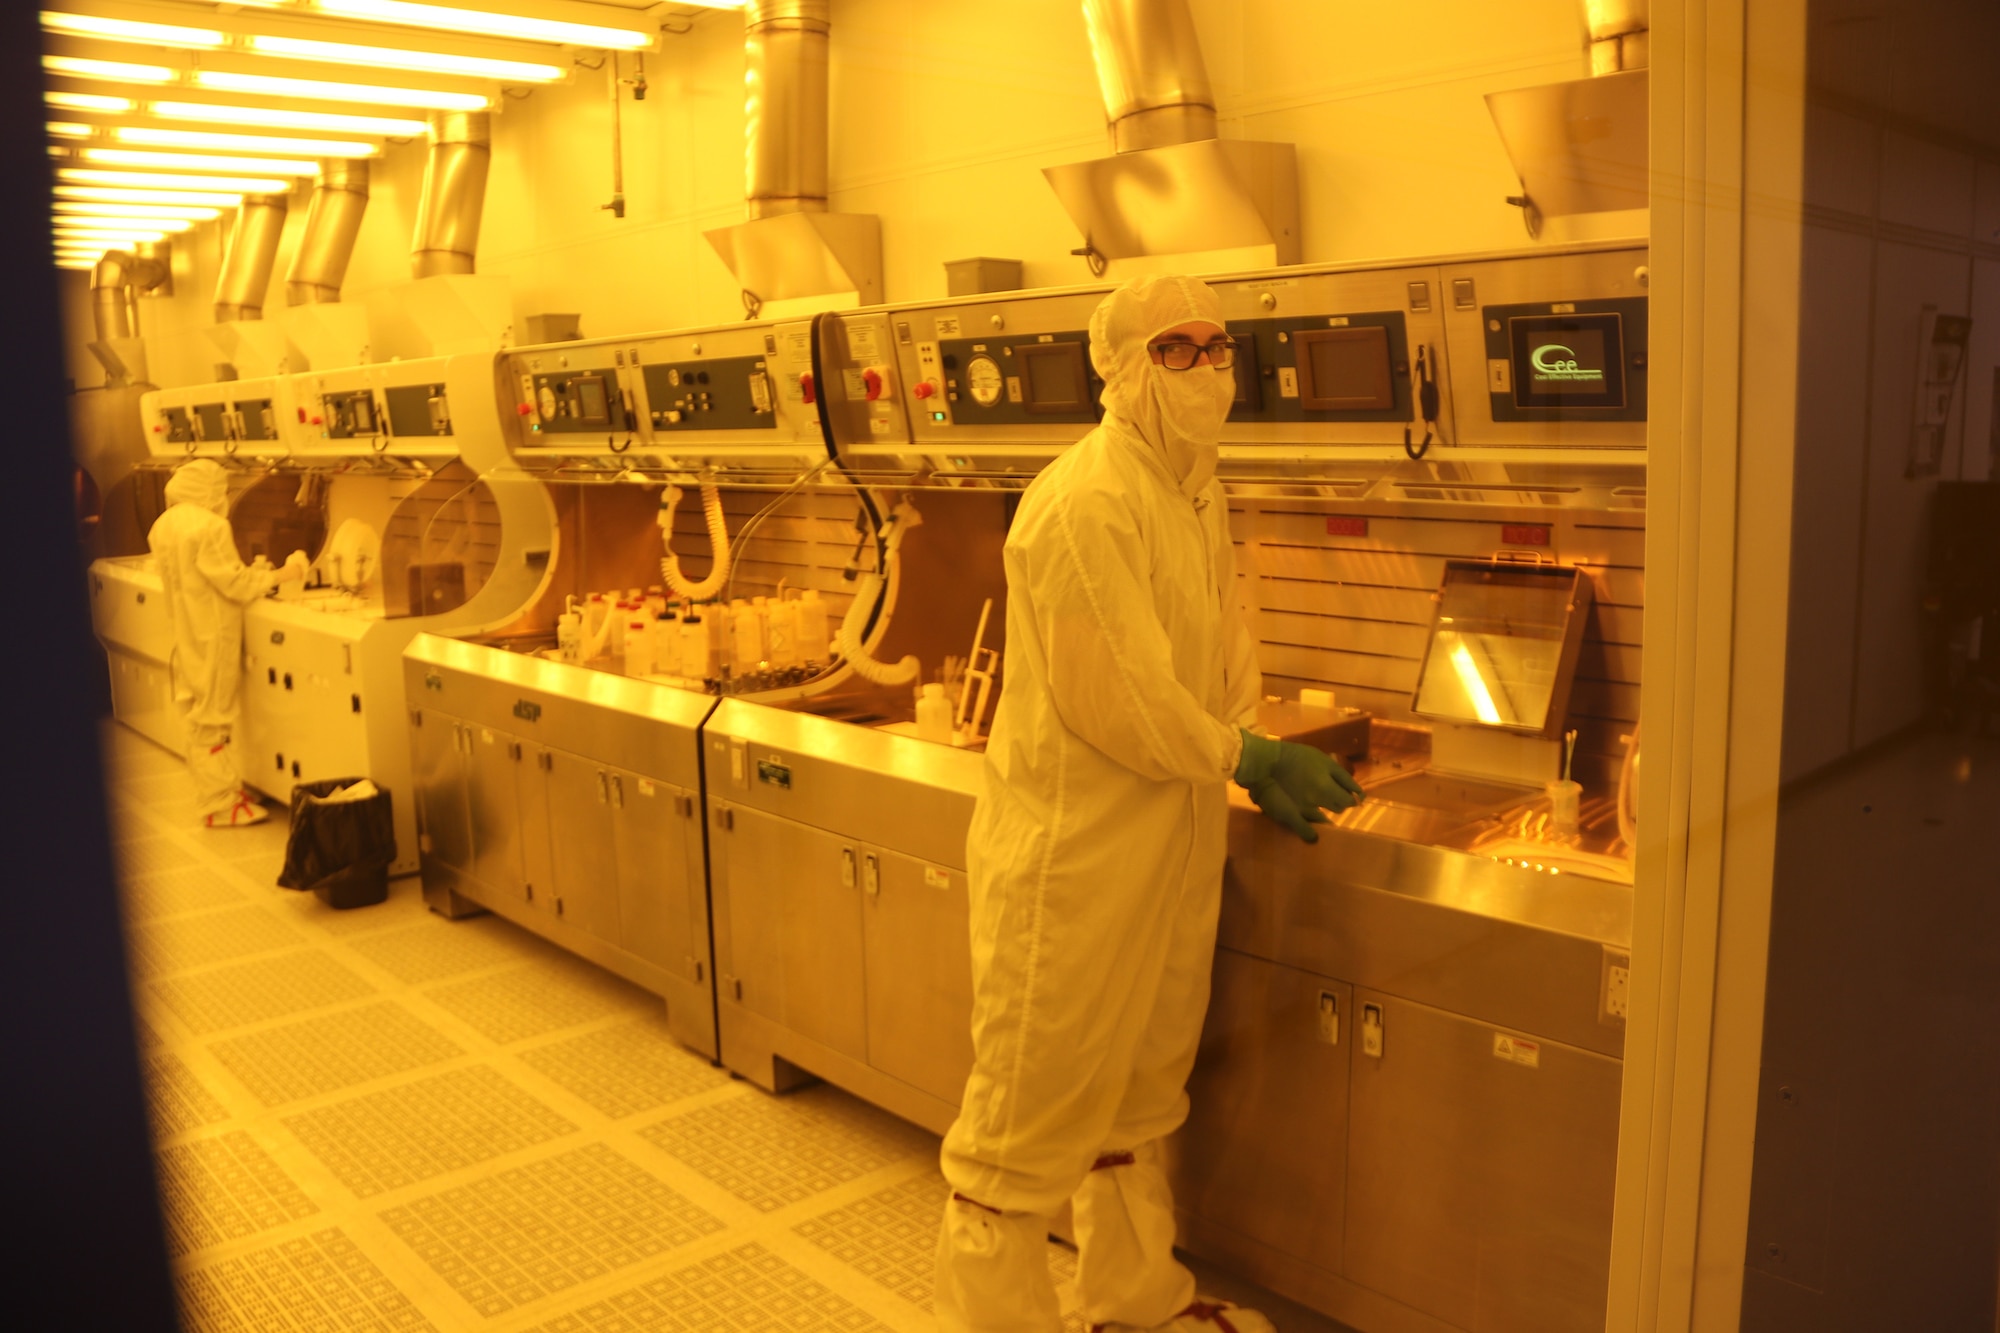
[862,367,884,401]
[296,407,307,422]
[800,372,816,404]
[913,380,936,399]
[518,402,534,415]
[151,423,162,433]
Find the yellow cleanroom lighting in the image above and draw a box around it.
[40,10,225,48]
[190,70,487,112]
[1448,640,1504,726]
[55,230,169,244]
[57,260,103,269]
[83,148,320,177]
[54,201,222,221]
[55,215,194,233]
[43,55,176,83]
[56,185,247,207]
[47,122,92,138]
[114,127,376,159]
[149,101,427,138]
[247,35,562,82]
[46,91,135,113]
[60,168,288,193]
[301,0,651,50]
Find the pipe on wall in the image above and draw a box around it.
[286,159,370,304]
[1080,0,1218,153]
[212,192,289,321]
[412,111,491,277]
[1584,0,1648,73]
[744,0,830,219]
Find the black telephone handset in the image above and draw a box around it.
[1404,343,1441,461]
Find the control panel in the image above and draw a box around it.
[1480,298,1647,423]
[144,377,296,458]
[639,356,775,432]
[1224,311,1413,424]
[523,368,632,435]
[932,331,1098,427]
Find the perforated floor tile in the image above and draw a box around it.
[145,1048,232,1138]
[155,1130,320,1257]
[275,882,431,938]
[379,1142,725,1316]
[422,961,652,1045]
[638,1085,933,1213]
[117,836,204,881]
[209,1001,463,1106]
[528,1241,892,1332]
[123,864,249,923]
[283,1065,577,1198]
[516,1016,731,1119]
[152,950,375,1036]
[178,1226,438,1333]
[345,918,533,985]
[129,905,302,976]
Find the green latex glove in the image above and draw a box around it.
[1235,729,1365,843]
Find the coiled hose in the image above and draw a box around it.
[659,483,732,602]
[830,501,921,686]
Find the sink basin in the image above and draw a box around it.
[1361,770,1540,817]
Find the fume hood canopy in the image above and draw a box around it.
[1042,138,1300,265]
[1485,69,1648,236]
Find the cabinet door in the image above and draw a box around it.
[1171,951,1350,1278]
[465,725,524,897]
[542,748,621,943]
[1344,990,1621,1333]
[608,768,699,979]
[714,804,866,1060]
[410,711,471,873]
[860,847,974,1104]
[517,748,557,910]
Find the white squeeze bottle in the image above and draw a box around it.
[916,682,953,743]
[557,596,582,663]
[609,602,629,656]
[625,617,654,677]
[678,606,706,680]
[796,588,830,663]
[767,598,798,668]
[731,599,764,670]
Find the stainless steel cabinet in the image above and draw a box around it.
[466,725,525,897]
[543,747,621,943]
[712,802,868,1061]
[1173,950,1351,1279]
[1343,989,1621,1333]
[517,746,557,909]
[608,764,705,983]
[861,848,975,1104]
[410,709,472,876]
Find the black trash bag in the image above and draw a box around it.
[278,778,396,910]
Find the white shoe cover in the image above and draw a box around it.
[203,794,270,828]
[1095,1300,1276,1333]
[935,1194,1063,1331]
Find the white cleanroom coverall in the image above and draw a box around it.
[147,460,282,819]
[935,276,1267,1332]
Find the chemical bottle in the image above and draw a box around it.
[609,602,630,656]
[625,617,654,678]
[916,682,953,743]
[645,585,667,619]
[796,588,830,663]
[731,599,765,670]
[678,608,707,680]
[766,598,799,668]
[557,596,582,663]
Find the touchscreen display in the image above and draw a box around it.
[1509,314,1625,409]
[1296,326,1394,411]
[1019,342,1088,413]
[575,376,609,421]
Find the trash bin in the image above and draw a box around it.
[278,778,396,910]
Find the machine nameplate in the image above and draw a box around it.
[756,759,792,789]
[513,699,542,723]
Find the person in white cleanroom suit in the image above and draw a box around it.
[935,276,1364,1333]
[147,459,306,828]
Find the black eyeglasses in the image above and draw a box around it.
[1149,339,1238,371]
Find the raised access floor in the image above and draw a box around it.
[105,723,1351,1333]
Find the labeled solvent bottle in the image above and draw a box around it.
[796,588,830,663]
[557,596,582,663]
[916,682,953,743]
[766,598,799,668]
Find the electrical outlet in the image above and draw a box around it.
[1601,947,1631,1024]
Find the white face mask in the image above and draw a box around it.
[1146,361,1235,497]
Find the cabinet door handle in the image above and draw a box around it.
[863,852,880,899]
[1361,1002,1385,1058]
[841,848,856,890]
[596,770,608,803]
[611,774,624,808]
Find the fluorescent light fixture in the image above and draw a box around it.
[302,0,651,50]
[56,185,247,207]
[46,91,135,112]
[39,11,225,48]
[84,148,320,177]
[248,35,562,82]
[60,168,288,193]
[57,260,104,269]
[149,101,428,137]
[190,69,487,111]
[1447,639,1504,726]
[47,121,93,138]
[55,201,222,221]
[54,229,169,243]
[55,215,194,233]
[114,126,375,158]
[43,55,176,83]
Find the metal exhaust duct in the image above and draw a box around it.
[87,246,170,386]
[704,0,880,308]
[1043,0,1298,265]
[412,111,490,278]
[287,159,370,304]
[213,193,289,321]
[1483,0,1649,236]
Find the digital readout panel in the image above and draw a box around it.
[937,333,1101,426]
[529,370,631,434]
[1482,297,1647,423]
[1223,312,1411,425]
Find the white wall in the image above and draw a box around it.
[1779,102,2000,781]
[74,0,1596,388]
